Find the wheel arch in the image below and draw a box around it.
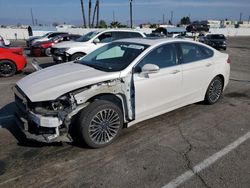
[86,93,129,127]
[70,52,86,60]
[0,58,17,71]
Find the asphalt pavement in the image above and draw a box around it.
[0,37,249,188]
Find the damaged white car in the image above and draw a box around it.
[14,38,230,148]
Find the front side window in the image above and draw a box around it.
[135,43,177,72]
[78,42,149,72]
[97,32,113,43]
[179,43,209,63]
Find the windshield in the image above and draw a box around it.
[78,42,149,72]
[76,31,99,42]
[210,35,226,40]
[42,32,52,37]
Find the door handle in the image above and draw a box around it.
[206,63,212,67]
[171,70,181,74]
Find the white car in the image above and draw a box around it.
[14,38,230,148]
[51,29,146,62]
[0,35,10,46]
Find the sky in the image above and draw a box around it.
[0,0,250,25]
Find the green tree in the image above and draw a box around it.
[110,21,121,28]
[180,17,191,25]
[99,20,107,28]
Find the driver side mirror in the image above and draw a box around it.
[141,64,160,74]
[93,38,100,44]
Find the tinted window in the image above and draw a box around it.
[210,34,226,40]
[135,43,177,72]
[180,43,209,63]
[130,32,143,38]
[113,32,130,39]
[199,45,214,58]
[97,32,113,43]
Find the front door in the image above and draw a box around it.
[133,43,182,120]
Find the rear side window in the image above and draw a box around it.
[113,32,143,40]
[130,32,143,38]
[179,42,212,63]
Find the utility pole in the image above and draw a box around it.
[171,10,173,25]
[129,0,133,28]
[163,14,165,24]
[80,0,87,28]
[113,10,115,22]
[248,16,250,24]
[240,12,242,22]
[88,0,92,28]
[96,0,100,27]
[30,8,35,25]
[92,0,98,28]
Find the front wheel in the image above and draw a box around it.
[77,100,123,148]
[205,76,223,105]
[0,60,17,77]
[70,53,85,61]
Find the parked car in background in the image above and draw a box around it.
[0,46,27,77]
[51,29,146,62]
[150,27,187,38]
[0,35,11,46]
[14,38,230,148]
[30,34,81,57]
[204,34,227,50]
[26,32,68,47]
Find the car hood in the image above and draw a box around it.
[17,62,120,102]
[53,41,88,48]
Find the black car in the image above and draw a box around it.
[204,34,227,50]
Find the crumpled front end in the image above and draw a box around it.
[14,86,74,143]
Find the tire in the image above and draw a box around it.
[77,100,123,148]
[0,60,17,77]
[70,53,85,61]
[205,76,223,105]
[44,47,52,56]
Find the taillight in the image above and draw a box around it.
[227,57,231,64]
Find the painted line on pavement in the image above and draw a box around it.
[162,131,250,188]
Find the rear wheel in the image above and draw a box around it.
[0,60,16,77]
[70,53,85,61]
[205,76,223,105]
[77,100,123,148]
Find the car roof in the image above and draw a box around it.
[115,37,196,46]
[92,29,144,34]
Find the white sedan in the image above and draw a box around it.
[14,38,230,148]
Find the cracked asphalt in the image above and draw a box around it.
[0,37,249,188]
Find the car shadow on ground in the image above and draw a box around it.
[0,102,63,148]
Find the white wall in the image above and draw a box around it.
[209,28,250,37]
[1,27,250,40]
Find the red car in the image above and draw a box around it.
[0,46,27,77]
[30,34,81,57]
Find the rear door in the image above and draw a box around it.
[178,42,214,102]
